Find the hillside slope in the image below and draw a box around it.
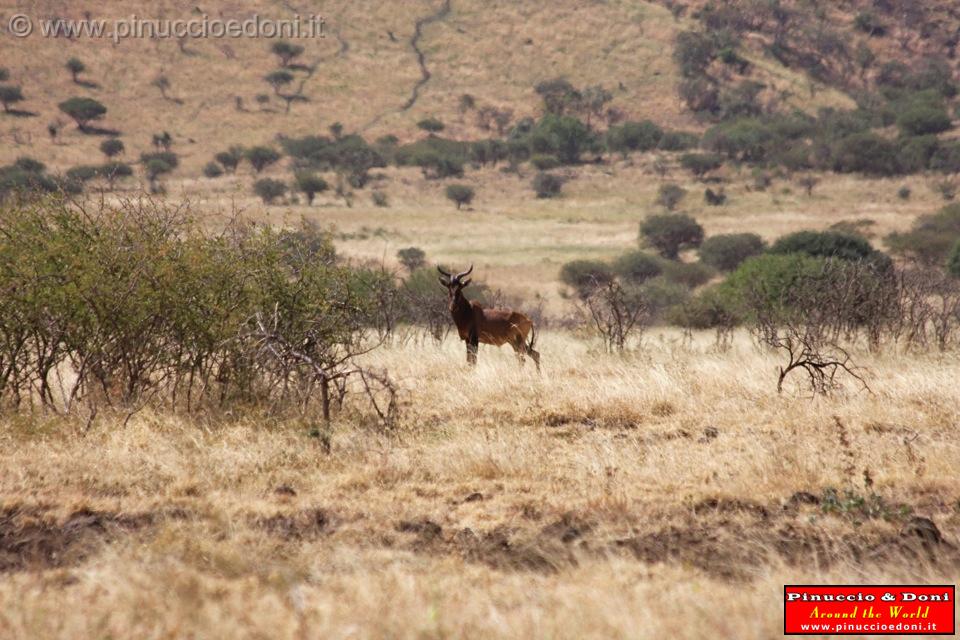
[0,0,860,174]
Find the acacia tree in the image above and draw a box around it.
[0,85,25,112]
[445,184,475,209]
[66,57,86,83]
[58,97,107,130]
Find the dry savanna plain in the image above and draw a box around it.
[2,0,960,638]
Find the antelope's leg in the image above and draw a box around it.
[467,331,479,366]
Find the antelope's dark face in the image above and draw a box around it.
[438,264,473,300]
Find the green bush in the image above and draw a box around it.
[886,203,960,265]
[660,261,714,289]
[140,151,179,169]
[58,97,107,129]
[397,247,426,272]
[271,41,304,66]
[445,184,475,209]
[295,173,329,204]
[679,152,724,178]
[65,165,100,183]
[530,155,561,170]
[614,251,663,284]
[930,142,960,174]
[215,147,245,173]
[560,259,615,297]
[0,199,382,412]
[699,233,765,271]
[99,162,133,187]
[417,117,445,133]
[831,132,901,176]
[14,157,45,173]
[769,230,877,262]
[100,138,124,158]
[66,57,86,82]
[948,239,960,277]
[532,172,564,198]
[529,114,593,164]
[253,178,287,204]
[202,162,224,178]
[0,85,25,112]
[246,146,281,173]
[640,213,704,259]
[658,130,700,151]
[640,278,690,322]
[673,30,717,77]
[655,184,686,211]
[703,118,773,162]
[897,105,952,136]
[606,120,664,155]
[372,190,389,207]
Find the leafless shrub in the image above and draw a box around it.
[578,281,649,352]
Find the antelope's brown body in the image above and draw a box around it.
[439,265,540,370]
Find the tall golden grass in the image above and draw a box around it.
[1,330,957,638]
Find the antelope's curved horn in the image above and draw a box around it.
[455,264,473,280]
[437,265,451,279]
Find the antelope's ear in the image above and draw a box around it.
[460,278,472,288]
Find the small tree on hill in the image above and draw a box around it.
[254,178,287,204]
[655,183,686,211]
[295,172,329,204]
[100,138,124,159]
[445,184,475,209]
[640,213,705,259]
[215,147,244,173]
[100,161,133,189]
[58,97,107,130]
[246,146,281,173]
[271,41,304,67]
[265,70,294,95]
[948,240,960,277]
[66,57,86,83]
[699,233,766,271]
[417,117,445,134]
[397,247,427,273]
[144,158,173,193]
[203,162,224,178]
[0,85,25,112]
[532,172,564,198]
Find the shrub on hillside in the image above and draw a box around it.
[560,259,615,298]
[417,117,445,133]
[532,172,564,198]
[948,240,960,277]
[606,120,664,156]
[529,114,594,164]
[769,230,878,262]
[699,233,766,271]
[215,147,245,173]
[886,203,960,265]
[295,173,328,204]
[100,138,124,159]
[897,105,952,136]
[203,162,224,179]
[445,184,475,209]
[397,247,426,273]
[655,184,686,211]
[831,132,901,176]
[658,130,700,151]
[614,251,663,284]
[253,178,287,204]
[679,152,724,178]
[530,155,561,171]
[660,260,714,288]
[246,146,281,174]
[640,213,704,259]
[58,97,107,129]
[0,85,25,112]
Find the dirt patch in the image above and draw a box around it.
[396,498,960,579]
[0,505,152,573]
[254,508,332,541]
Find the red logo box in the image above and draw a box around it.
[785,585,955,635]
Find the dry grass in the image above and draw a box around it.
[1,331,958,638]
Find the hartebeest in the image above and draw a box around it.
[438,265,541,370]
